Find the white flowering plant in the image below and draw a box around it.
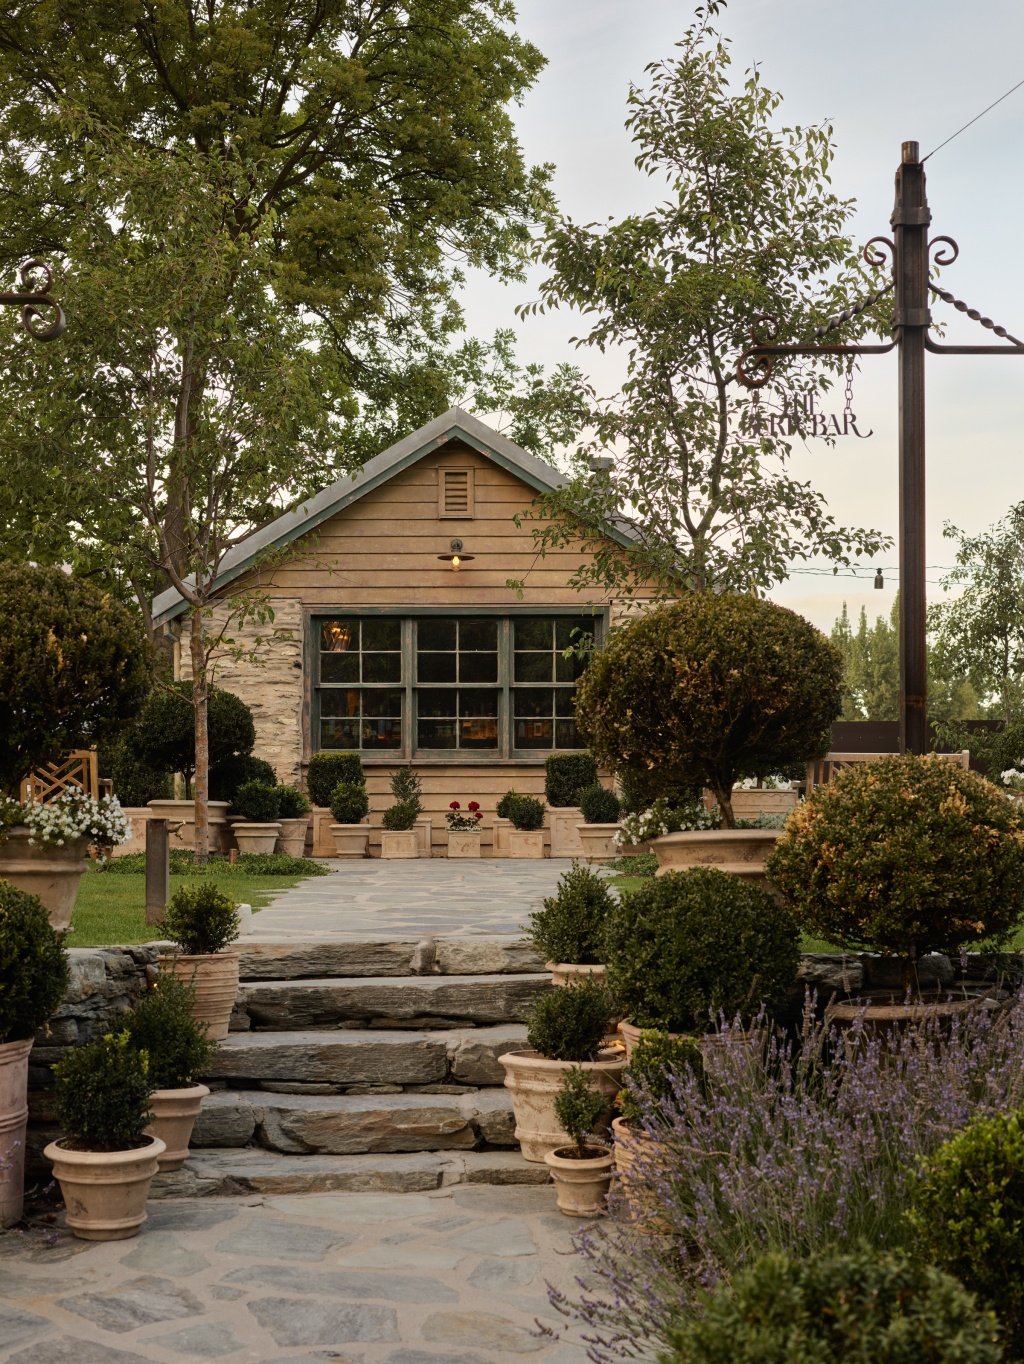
[1001,767,1024,792]
[615,796,720,847]
[0,789,131,849]
[736,774,793,791]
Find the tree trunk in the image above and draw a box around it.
[708,779,735,828]
[189,609,210,865]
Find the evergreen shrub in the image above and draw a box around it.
[545,753,598,807]
[0,881,69,1043]
[503,792,545,831]
[307,752,364,807]
[277,785,311,818]
[232,780,281,822]
[381,801,418,832]
[53,1032,153,1152]
[526,976,614,1062]
[104,728,172,806]
[618,1029,705,1127]
[604,868,799,1032]
[125,973,217,1090]
[554,1067,607,1158]
[163,883,240,955]
[209,754,276,801]
[496,789,519,820]
[527,861,613,965]
[330,781,370,824]
[579,783,621,824]
[133,683,256,799]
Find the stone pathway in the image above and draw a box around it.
[244,862,572,940]
[0,1187,594,1363]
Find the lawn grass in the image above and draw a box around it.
[69,867,306,947]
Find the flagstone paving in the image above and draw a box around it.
[0,1186,595,1363]
[244,861,574,941]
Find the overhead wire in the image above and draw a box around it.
[922,73,1024,161]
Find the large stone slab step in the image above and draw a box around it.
[151,1148,550,1198]
[235,973,551,1031]
[194,1088,516,1154]
[205,1023,527,1088]
[238,937,545,980]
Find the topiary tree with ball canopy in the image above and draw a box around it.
[132,681,256,800]
[574,593,842,826]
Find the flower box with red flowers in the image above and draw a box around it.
[445,800,484,833]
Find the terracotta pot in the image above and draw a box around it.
[544,1143,614,1216]
[825,985,1011,1040]
[548,808,585,858]
[729,788,798,821]
[651,829,781,889]
[330,823,370,858]
[381,830,418,859]
[275,818,310,859]
[500,1050,625,1162]
[447,829,482,858]
[576,824,619,863]
[0,1037,33,1227]
[44,1134,165,1241]
[547,962,607,989]
[233,822,282,855]
[507,830,544,859]
[0,828,89,932]
[144,1084,210,1171]
[611,1116,668,1230]
[158,950,240,1041]
[147,799,232,854]
[618,1019,685,1061]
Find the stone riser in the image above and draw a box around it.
[233,974,551,1031]
[238,937,545,980]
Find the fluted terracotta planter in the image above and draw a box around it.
[0,829,89,932]
[144,1084,210,1171]
[500,1050,625,1162]
[651,829,781,889]
[45,1134,165,1241]
[330,823,370,858]
[576,824,620,862]
[618,1019,687,1061]
[233,822,281,854]
[276,818,310,858]
[158,950,240,1041]
[547,962,607,989]
[0,1037,33,1226]
[545,1143,614,1216]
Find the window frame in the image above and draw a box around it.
[306,607,606,763]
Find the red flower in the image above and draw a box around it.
[468,801,480,811]
[449,801,460,810]
[475,811,483,821]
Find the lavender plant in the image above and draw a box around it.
[550,998,1024,1362]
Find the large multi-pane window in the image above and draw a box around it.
[315,614,599,756]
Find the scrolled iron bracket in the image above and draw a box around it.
[0,258,66,341]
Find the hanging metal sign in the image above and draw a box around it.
[742,367,872,439]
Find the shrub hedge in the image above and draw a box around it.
[0,881,69,1044]
[307,752,364,807]
[545,753,598,807]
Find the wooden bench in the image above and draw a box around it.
[806,750,970,793]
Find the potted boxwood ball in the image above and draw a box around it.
[275,785,311,858]
[576,783,622,862]
[767,753,1024,1017]
[0,881,69,1226]
[231,779,282,854]
[604,867,800,1057]
[159,883,241,1040]
[45,1031,164,1240]
[503,792,546,859]
[545,753,598,857]
[500,976,623,1161]
[125,972,217,1171]
[526,861,613,987]
[329,780,371,857]
[545,1067,614,1217]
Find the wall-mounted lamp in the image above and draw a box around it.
[874,568,884,589]
[437,538,475,571]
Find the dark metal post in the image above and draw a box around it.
[145,818,169,926]
[891,140,931,755]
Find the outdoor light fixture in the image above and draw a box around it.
[874,568,884,589]
[438,538,475,571]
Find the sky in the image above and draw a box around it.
[458,0,1024,632]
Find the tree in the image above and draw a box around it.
[0,563,151,795]
[0,1,558,858]
[133,683,256,800]
[513,3,889,601]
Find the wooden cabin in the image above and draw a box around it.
[151,409,637,854]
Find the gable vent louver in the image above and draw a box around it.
[441,468,472,517]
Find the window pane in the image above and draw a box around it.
[458,689,499,717]
[418,690,458,718]
[459,618,498,651]
[321,652,359,684]
[514,688,554,718]
[363,717,402,749]
[362,652,401,683]
[320,689,361,717]
[460,716,498,748]
[322,619,359,652]
[418,618,457,650]
[322,717,361,748]
[556,618,595,649]
[460,652,498,683]
[363,689,403,718]
[514,652,552,683]
[515,618,553,650]
[554,689,577,717]
[419,652,457,683]
[515,717,553,748]
[362,619,401,650]
[418,718,457,748]
[555,718,582,749]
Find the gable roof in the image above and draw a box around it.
[151,407,607,627]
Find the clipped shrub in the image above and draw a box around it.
[0,881,69,1043]
[664,1248,1003,1364]
[330,780,370,825]
[53,1031,153,1152]
[907,1108,1024,1353]
[230,853,328,876]
[209,754,276,802]
[527,861,613,965]
[133,683,256,799]
[504,792,545,831]
[125,973,217,1090]
[766,753,1024,960]
[554,1067,607,1158]
[390,765,423,814]
[575,594,841,826]
[382,801,419,832]
[0,563,152,794]
[618,1029,705,1127]
[232,780,282,823]
[526,976,615,1062]
[496,789,519,820]
[307,752,364,807]
[103,728,172,806]
[163,882,240,956]
[277,785,312,819]
[545,753,598,808]
[605,868,799,1032]
[579,783,621,825]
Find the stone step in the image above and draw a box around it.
[234,973,551,1030]
[193,1088,516,1154]
[151,1148,550,1198]
[205,1023,527,1089]
[238,936,545,980]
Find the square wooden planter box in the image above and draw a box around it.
[447,830,482,858]
[381,830,419,859]
[508,830,545,859]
